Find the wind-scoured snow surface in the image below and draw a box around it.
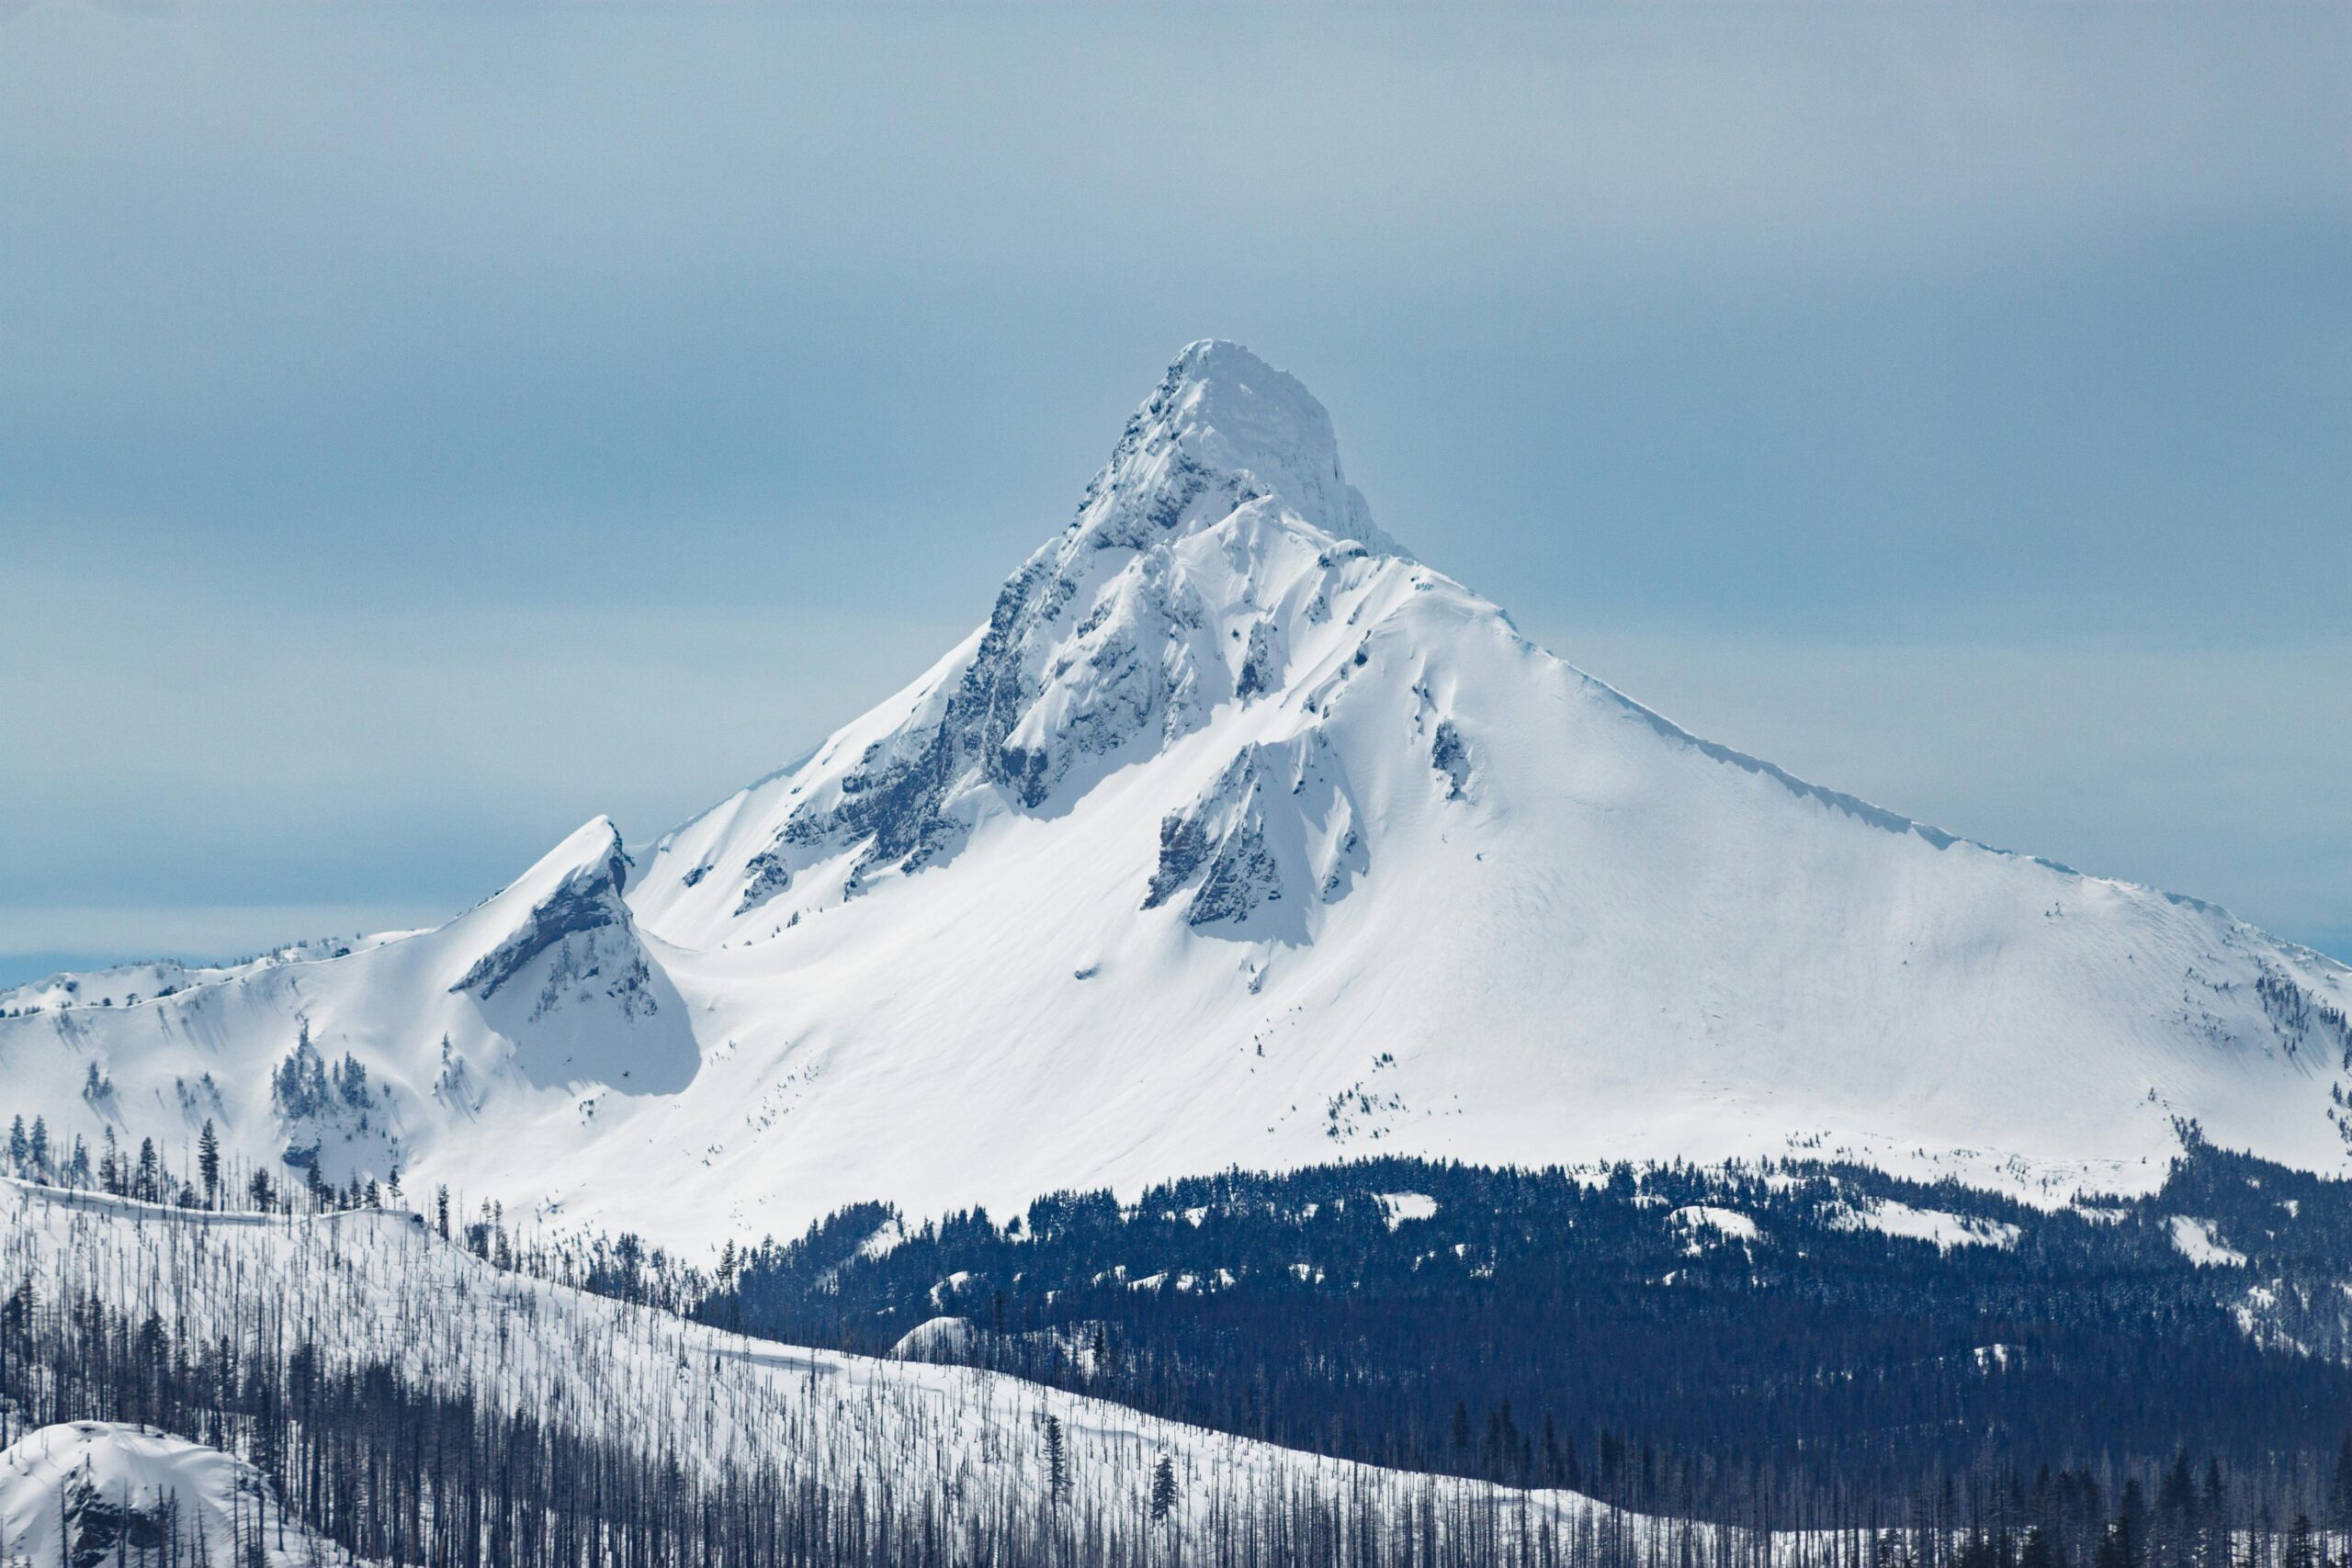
[5,341,2350,1247]
[0,1182,1676,1554]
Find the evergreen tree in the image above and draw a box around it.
[198,1120,221,1208]
[28,1117,47,1180]
[1149,1454,1178,1522]
[2283,1515,2316,1568]
[2201,1461,2230,1568]
[2155,1450,2197,1568]
[1044,1414,1068,1504]
[6,1114,26,1175]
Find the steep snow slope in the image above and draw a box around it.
[3,342,2347,1247]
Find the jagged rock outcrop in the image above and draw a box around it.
[1145,733,1364,937]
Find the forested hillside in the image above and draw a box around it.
[680,1144,2352,1532]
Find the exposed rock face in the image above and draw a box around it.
[1236,619,1284,700]
[1431,719,1475,800]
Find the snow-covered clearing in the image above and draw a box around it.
[1668,1205,1759,1243]
[2169,1215,2248,1269]
[1828,1198,2018,1251]
[1374,1192,1439,1230]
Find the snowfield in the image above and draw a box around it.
[4,341,2349,1250]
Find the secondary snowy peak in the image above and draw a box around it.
[439,815,695,1094]
[1070,339,1400,558]
[447,816,633,1000]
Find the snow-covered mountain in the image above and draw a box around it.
[5,341,2348,1247]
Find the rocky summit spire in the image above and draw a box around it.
[1069,340,1405,558]
[711,344,1411,913]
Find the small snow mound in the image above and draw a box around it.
[2168,1215,2247,1269]
[0,1422,347,1567]
[888,1315,977,1361]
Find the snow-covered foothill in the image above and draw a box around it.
[0,1180,1733,1560]
[888,1314,977,1361]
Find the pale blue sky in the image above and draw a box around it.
[2,2,2346,984]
